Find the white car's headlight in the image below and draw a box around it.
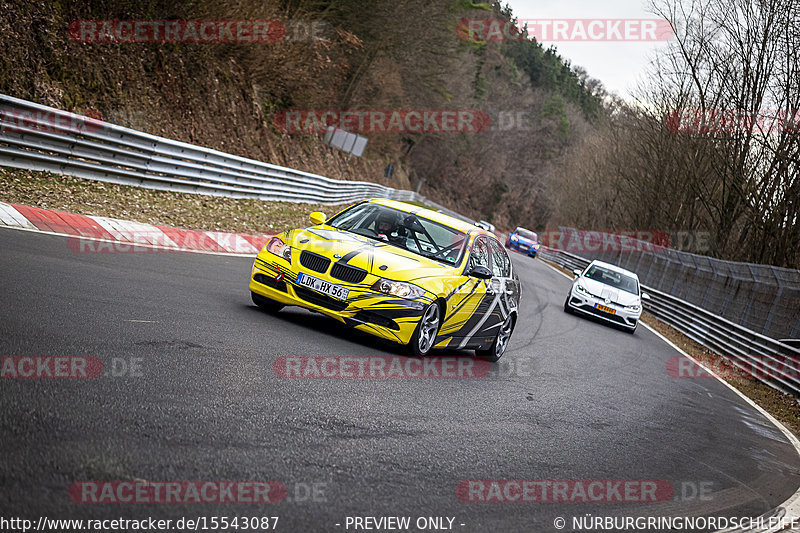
[625,304,641,312]
[372,278,426,300]
[265,237,292,261]
[575,284,592,297]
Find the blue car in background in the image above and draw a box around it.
[506,227,540,257]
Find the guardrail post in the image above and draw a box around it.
[644,252,657,286]
[761,266,784,337]
[657,255,671,290]
[701,261,716,309]
[739,264,759,330]
[792,311,800,338]
[633,251,644,278]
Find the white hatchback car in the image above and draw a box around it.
[563,260,650,333]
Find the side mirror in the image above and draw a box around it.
[468,265,493,279]
[641,292,651,301]
[572,268,582,278]
[309,212,327,225]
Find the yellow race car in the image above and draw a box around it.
[249,199,520,360]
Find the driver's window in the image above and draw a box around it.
[470,236,491,270]
[489,238,510,277]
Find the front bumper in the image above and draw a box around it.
[565,287,641,329]
[249,253,429,345]
[507,240,539,256]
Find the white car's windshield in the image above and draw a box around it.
[584,265,639,295]
[328,203,467,266]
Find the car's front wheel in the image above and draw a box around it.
[477,313,515,362]
[409,302,441,356]
[251,291,284,313]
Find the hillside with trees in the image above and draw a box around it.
[0,0,796,266]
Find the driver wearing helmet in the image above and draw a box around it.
[375,211,401,243]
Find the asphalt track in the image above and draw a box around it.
[1,226,800,532]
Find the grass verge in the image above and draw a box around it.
[0,167,350,235]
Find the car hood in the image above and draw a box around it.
[577,277,640,306]
[289,227,458,281]
[513,236,538,246]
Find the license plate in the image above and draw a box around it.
[297,273,349,301]
[595,303,616,315]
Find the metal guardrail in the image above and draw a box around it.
[540,246,800,397]
[0,94,465,215]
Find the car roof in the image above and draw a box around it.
[367,198,481,234]
[588,260,639,279]
[514,227,535,233]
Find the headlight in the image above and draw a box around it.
[265,237,292,261]
[625,304,641,312]
[575,284,592,297]
[372,278,426,300]
[510,235,518,241]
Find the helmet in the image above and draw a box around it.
[375,211,397,233]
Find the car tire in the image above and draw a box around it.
[563,296,573,314]
[477,313,515,362]
[251,291,284,313]
[408,302,441,357]
[626,324,637,334]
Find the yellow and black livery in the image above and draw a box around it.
[249,199,520,360]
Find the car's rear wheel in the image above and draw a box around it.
[251,291,284,313]
[409,302,441,356]
[477,313,515,362]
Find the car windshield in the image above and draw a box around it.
[584,265,639,294]
[517,228,537,241]
[327,203,467,266]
